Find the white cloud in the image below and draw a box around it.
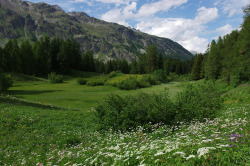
[73,0,132,6]
[216,24,233,36]
[136,17,209,53]
[137,0,188,17]
[215,0,250,17]
[135,6,219,53]
[195,6,219,24]
[101,1,137,26]
[68,7,76,12]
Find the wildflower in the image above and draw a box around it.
[154,151,164,156]
[186,155,195,160]
[197,147,216,159]
[173,152,186,158]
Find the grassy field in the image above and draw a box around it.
[7,74,184,111]
[0,73,249,165]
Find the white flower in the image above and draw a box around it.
[154,151,164,156]
[173,152,186,157]
[197,147,216,159]
[186,155,195,160]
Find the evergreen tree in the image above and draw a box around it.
[0,47,3,72]
[3,39,21,73]
[204,40,221,80]
[50,38,62,72]
[57,40,71,73]
[20,40,34,75]
[191,54,203,80]
[145,45,158,73]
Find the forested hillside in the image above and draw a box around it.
[191,5,250,85]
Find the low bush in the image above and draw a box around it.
[152,69,168,83]
[116,76,151,90]
[95,82,222,131]
[108,70,122,78]
[48,72,63,83]
[175,82,222,122]
[77,77,87,85]
[141,74,160,85]
[95,92,175,131]
[0,73,13,91]
[86,79,105,86]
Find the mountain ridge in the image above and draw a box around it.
[0,0,193,61]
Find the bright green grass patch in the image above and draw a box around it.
[105,74,143,86]
[8,77,184,111]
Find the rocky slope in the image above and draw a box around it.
[0,0,193,61]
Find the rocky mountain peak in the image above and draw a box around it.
[0,0,193,61]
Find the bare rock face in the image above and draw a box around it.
[0,0,193,61]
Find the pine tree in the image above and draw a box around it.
[191,54,203,80]
[204,40,221,80]
[3,39,21,73]
[20,40,34,75]
[145,45,158,73]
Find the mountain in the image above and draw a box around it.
[0,0,193,61]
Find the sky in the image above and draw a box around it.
[28,0,250,53]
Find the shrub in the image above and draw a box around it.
[141,74,160,85]
[95,82,222,131]
[48,72,63,83]
[152,69,168,83]
[108,70,122,78]
[0,73,13,91]
[116,76,151,90]
[95,92,175,131]
[175,82,222,122]
[86,79,105,86]
[77,77,87,85]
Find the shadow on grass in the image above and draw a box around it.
[0,95,80,111]
[8,90,63,95]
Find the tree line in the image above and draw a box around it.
[191,5,250,85]
[0,37,193,77]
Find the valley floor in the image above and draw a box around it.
[0,78,249,165]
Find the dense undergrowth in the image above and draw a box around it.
[96,83,222,131]
[0,79,249,165]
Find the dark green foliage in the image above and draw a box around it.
[202,5,250,84]
[108,70,121,78]
[175,83,222,122]
[152,69,168,83]
[3,39,21,73]
[19,40,34,75]
[116,76,151,90]
[141,74,160,85]
[96,83,222,131]
[77,77,87,85]
[191,54,204,80]
[95,92,175,131]
[48,72,63,83]
[86,79,105,86]
[0,73,13,91]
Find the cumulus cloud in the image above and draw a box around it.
[136,17,209,53]
[216,24,234,36]
[137,0,188,17]
[73,0,131,6]
[135,6,219,53]
[215,0,250,17]
[101,2,137,26]
[195,7,219,24]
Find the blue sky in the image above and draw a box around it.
[28,0,250,53]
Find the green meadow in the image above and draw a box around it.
[7,74,184,111]
[0,73,249,165]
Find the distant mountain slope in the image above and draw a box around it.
[0,0,193,61]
